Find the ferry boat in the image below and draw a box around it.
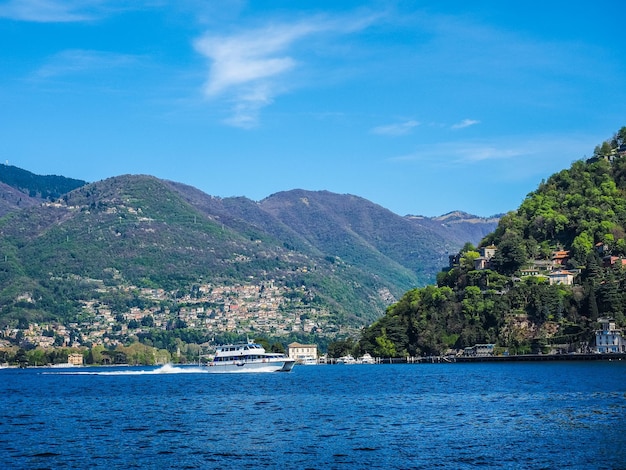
[207,341,295,373]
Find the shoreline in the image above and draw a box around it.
[408,352,626,364]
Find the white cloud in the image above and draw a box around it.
[195,24,315,97]
[0,1,169,23]
[33,49,139,78]
[0,0,97,22]
[391,140,527,166]
[194,14,378,128]
[388,134,598,181]
[372,120,420,136]
[451,119,480,130]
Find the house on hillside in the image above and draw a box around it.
[602,256,626,269]
[595,242,609,256]
[595,318,625,353]
[474,245,497,270]
[520,268,540,277]
[482,245,497,259]
[548,270,575,285]
[519,268,548,281]
[448,253,461,269]
[552,250,570,267]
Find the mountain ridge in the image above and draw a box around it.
[0,167,498,338]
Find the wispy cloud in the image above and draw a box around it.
[372,120,420,136]
[451,119,480,130]
[0,1,164,23]
[0,0,99,22]
[194,14,377,128]
[388,134,598,182]
[32,49,140,79]
[390,140,532,166]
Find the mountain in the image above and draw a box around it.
[358,127,626,358]
[0,181,41,217]
[403,211,503,257]
[157,185,498,294]
[0,170,497,339]
[0,164,86,212]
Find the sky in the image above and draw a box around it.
[1,1,625,217]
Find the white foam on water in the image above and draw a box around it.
[41,364,209,376]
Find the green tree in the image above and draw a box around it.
[15,348,28,367]
[374,328,397,357]
[460,251,480,271]
[271,342,285,354]
[490,237,527,276]
[571,231,594,261]
[26,348,47,366]
[327,338,355,358]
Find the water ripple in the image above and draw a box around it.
[1,362,625,469]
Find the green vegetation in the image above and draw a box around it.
[358,127,626,356]
[0,164,86,200]
[0,169,496,348]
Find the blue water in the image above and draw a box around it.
[1,362,625,469]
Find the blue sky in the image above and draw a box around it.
[1,1,624,217]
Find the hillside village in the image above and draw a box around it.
[0,278,356,350]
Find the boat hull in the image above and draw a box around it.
[206,359,295,373]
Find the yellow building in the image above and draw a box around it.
[68,353,84,366]
[287,342,318,362]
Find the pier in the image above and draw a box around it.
[395,353,626,364]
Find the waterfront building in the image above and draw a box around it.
[287,342,318,362]
[68,353,84,366]
[595,318,625,353]
[463,344,495,357]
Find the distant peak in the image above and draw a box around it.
[434,211,477,221]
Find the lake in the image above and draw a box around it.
[1,361,625,469]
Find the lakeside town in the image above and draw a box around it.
[0,277,356,351]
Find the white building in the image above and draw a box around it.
[548,270,575,286]
[595,318,625,353]
[287,342,318,362]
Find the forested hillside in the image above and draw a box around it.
[357,127,626,357]
[0,164,86,202]
[0,169,497,358]
[0,164,87,217]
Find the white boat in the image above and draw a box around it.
[336,355,357,364]
[207,341,295,373]
[298,356,319,365]
[358,353,376,364]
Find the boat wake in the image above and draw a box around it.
[42,364,209,376]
